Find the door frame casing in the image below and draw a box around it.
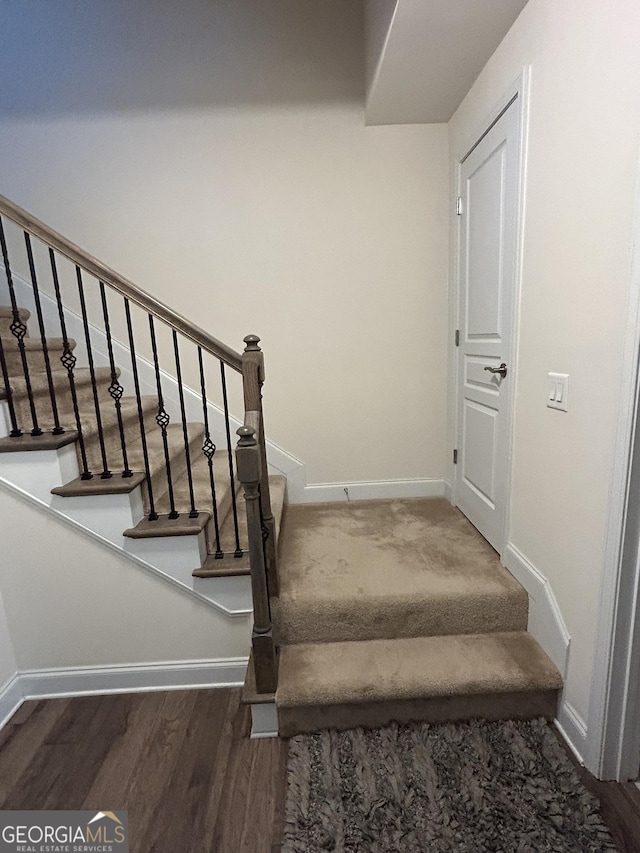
[449,68,531,560]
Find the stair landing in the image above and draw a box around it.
[273,498,528,644]
[271,497,561,736]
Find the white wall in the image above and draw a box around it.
[0,584,17,689]
[449,0,640,723]
[0,0,449,491]
[0,488,250,671]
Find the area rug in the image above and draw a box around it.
[282,718,615,852]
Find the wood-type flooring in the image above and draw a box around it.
[0,687,287,853]
[1,687,640,852]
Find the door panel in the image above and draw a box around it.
[455,101,520,551]
[467,144,505,339]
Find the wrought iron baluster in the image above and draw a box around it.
[149,314,178,519]
[198,347,222,558]
[50,250,91,478]
[0,216,41,436]
[77,266,111,479]
[172,330,198,518]
[99,282,132,478]
[124,299,157,520]
[0,329,20,437]
[221,361,242,557]
[24,232,63,435]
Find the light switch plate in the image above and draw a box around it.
[548,372,569,412]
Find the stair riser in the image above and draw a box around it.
[1,345,68,378]
[144,431,205,517]
[278,688,560,737]
[0,318,30,337]
[81,405,158,475]
[9,371,116,432]
[273,592,529,645]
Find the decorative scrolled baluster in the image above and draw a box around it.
[125,299,157,519]
[149,315,178,519]
[198,347,223,558]
[50,250,91,477]
[100,282,132,478]
[24,233,63,435]
[173,331,198,518]
[77,267,111,478]
[0,216,41,436]
[221,361,242,557]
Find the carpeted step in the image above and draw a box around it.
[136,422,206,516]
[80,395,158,475]
[193,473,287,573]
[273,498,528,644]
[153,450,237,526]
[0,306,31,337]
[7,366,115,433]
[0,335,73,376]
[276,631,563,736]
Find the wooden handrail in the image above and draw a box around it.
[0,194,243,372]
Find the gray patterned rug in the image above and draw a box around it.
[282,718,615,852]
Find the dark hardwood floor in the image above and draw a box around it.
[2,689,640,852]
[0,688,287,853]
[554,728,640,853]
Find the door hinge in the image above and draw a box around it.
[456,196,463,216]
[453,449,458,464]
[455,329,460,347]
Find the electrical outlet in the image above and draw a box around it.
[547,373,569,412]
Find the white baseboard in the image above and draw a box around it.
[444,480,453,502]
[555,698,588,764]
[0,657,249,729]
[502,543,570,677]
[502,543,584,761]
[0,672,23,729]
[19,657,249,700]
[293,478,446,504]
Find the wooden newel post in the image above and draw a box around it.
[242,335,279,596]
[236,423,278,695]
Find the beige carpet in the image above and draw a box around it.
[273,498,528,644]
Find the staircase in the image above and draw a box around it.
[0,193,562,740]
[0,193,284,640]
[254,498,562,737]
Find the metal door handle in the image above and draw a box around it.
[484,363,508,378]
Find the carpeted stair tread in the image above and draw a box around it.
[0,307,30,335]
[0,306,30,318]
[8,367,117,432]
[0,335,74,375]
[192,473,287,574]
[80,395,158,473]
[140,422,206,511]
[0,335,71,351]
[277,631,562,707]
[276,631,562,735]
[154,451,235,520]
[213,470,286,556]
[274,497,528,644]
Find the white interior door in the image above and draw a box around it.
[454,99,521,552]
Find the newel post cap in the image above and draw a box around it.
[237,424,257,447]
[243,334,261,353]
